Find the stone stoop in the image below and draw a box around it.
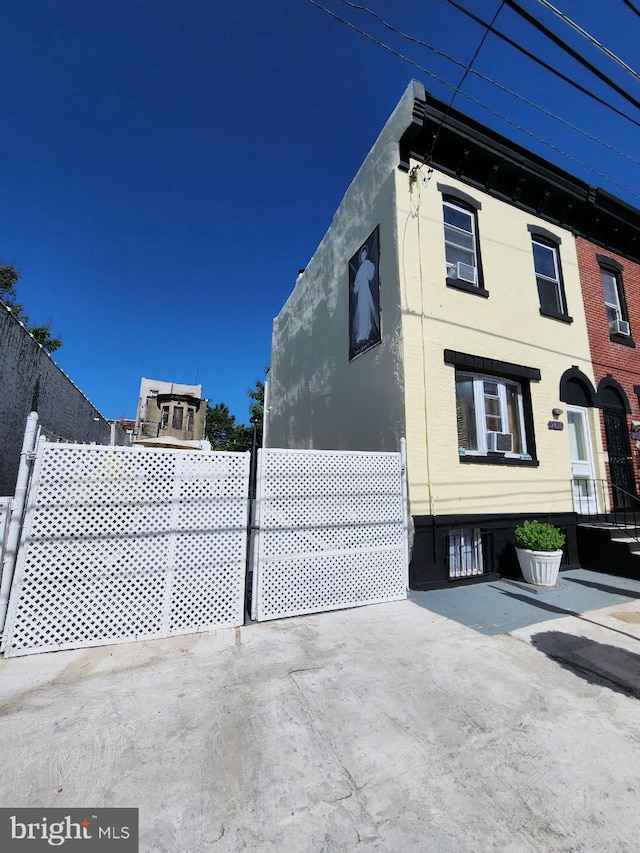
[577,521,640,576]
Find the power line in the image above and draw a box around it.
[534,0,640,83]
[621,0,640,21]
[336,0,640,168]
[425,1,506,165]
[305,0,640,202]
[443,0,640,130]
[501,0,640,112]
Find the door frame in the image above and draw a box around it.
[567,405,598,514]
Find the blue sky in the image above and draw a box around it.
[2,0,639,423]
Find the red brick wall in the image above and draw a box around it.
[575,237,640,492]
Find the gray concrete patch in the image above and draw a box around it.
[2,599,640,851]
[410,568,640,635]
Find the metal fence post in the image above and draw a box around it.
[0,412,39,634]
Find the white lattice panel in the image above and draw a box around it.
[3,444,250,656]
[253,449,407,621]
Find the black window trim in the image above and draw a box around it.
[528,228,573,324]
[445,350,540,465]
[438,184,482,210]
[596,253,634,346]
[440,190,487,296]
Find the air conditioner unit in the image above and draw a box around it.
[614,318,630,336]
[486,431,513,452]
[453,261,476,284]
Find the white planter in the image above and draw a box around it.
[516,548,563,586]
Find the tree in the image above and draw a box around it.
[206,403,251,451]
[29,324,63,352]
[0,262,62,352]
[205,378,266,452]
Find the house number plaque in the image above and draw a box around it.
[547,420,564,430]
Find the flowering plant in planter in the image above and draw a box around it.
[514,520,565,586]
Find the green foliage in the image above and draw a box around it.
[205,403,248,451]
[515,520,565,553]
[28,324,62,353]
[205,376,266,452]
[0,262,62,352]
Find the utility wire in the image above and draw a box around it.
[501,0,640,112]
[305,0,640,202]
[424,1,505,165]
[535,0,640,83]
[443,0,640,130]
[336,0,640,168]
[621,0,640,21]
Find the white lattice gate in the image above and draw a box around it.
[251,448,408,621]
[2,442,250,657]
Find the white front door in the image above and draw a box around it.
[567,406,598,514]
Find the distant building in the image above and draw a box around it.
[133,378,208,449]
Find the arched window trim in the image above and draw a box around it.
[437,184,482,210]
[559,367,598,407]
[527,224,562,246]
[596,375,631,413]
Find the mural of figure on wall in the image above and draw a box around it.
[349,226,381,360]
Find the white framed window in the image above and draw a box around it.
[601,268,629,335]
[455,372,527,456]
[532,238,564,315]
[448,528,483,578]
[443,200,478,284]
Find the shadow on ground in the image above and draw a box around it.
[530,630,640,699]
[564,576,640,599]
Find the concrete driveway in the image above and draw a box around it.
[1,595,640,852]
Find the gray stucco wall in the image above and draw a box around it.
[265,83,420,453]
[0,305,114,494]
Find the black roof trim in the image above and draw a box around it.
[398,84,640,263]
[444,349,541,381]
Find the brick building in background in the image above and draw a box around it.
[575,236,640,509]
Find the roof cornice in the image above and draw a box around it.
[398,85,640,263]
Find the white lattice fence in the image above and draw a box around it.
[252,448,408,621]
[3,443,250,657]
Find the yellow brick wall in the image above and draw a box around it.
[396,166,605,516]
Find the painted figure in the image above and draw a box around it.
[352,246,378,349]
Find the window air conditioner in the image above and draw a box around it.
[614,318,630,336]
[448,261,476,284]
[486,431,513,452]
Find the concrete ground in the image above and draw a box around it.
[2,582,640,851]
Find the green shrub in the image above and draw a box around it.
[514,520,565,552]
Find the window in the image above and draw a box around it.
[448,528,483,579]
[531,237,566,317]
[172,407,184,430]
[455,372,527,457]
[443,200,479,284]
[186,408,195,432]
[160,406,169,429]
[600,263,630,338]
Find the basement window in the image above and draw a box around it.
[447,528,483,579]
